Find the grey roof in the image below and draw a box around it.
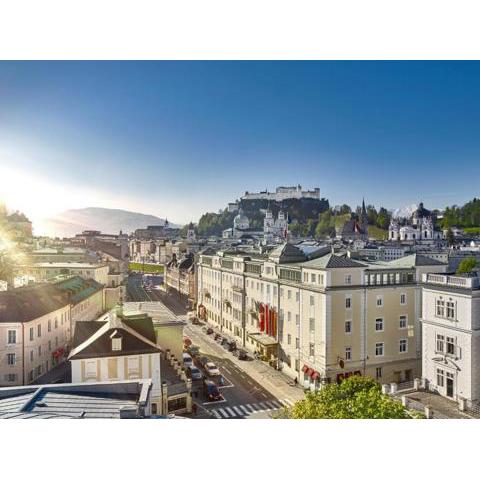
[301,253,366,269]
[0,283,69,324]
[0,380,151,419]
[387,253,446,268]
[269,243,306,264]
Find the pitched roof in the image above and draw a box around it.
[301,253,366,269]
[387,253,446,268]
[0,284,69,324]
[69,313,160,360]
[269,243,306,264]
[53,276,103,305]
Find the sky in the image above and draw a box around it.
[1,61,479,228]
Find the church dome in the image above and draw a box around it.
[234,210,249,229]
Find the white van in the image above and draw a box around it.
[182,352,193,368]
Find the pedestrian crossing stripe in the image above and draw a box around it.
[210,399,294,418]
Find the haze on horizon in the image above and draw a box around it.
[1,61,479,229]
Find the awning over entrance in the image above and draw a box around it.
[302,364,309,373]
[248,332,278,347]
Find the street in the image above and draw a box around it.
[127,273,302,419]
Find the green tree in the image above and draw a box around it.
[288,376,412,419]
[446,228,455,246]
[376,207,391,230]
[456,257,477,275]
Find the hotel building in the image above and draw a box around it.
[197,244,447,389]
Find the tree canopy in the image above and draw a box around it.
[456,257,477,275]
[288,376,413,419]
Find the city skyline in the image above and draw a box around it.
[1,61,480,227]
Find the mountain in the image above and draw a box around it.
[391,203,418,219]
[36,207,175,238]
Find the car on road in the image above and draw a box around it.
[220,337,228,346]
[203,380,222,402]
[197,356,210,369]
[227,340,237,352]
[214,333,221,341]
[186,365,203,381]
[187,345,200,357]
[233,348,248,360]
[183,353,193,368]
[206,327,214,335]
[205,362,221,377]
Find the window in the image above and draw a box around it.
[112,338,122,351]
[319,274,324,286]
[7,330,16,344]
[295,291,300,302]
[311,273,316,283]
[287,334,291,345]
[446,300,455,320]
[344,274,352,285]
[295,314,300,325]
[48,320,51,332]
[345,346,352,361]
[295,359,300,372]
[4,374,17,383]
[127,357,140,376]
[345,320,352,333]
[375,342,384,356]
[345,296,351,309]
[309,343,315,357]
[399,315,407,329]
[7,353,16,365]
[85,360,97,377]
[37,324,41,337]
[436,298,445,317]
[375,367,382,379]
[436,334,445,353]
[30,350,34,362]
[310,295,315,306]
[48,340,51,351]
[309,318,315,333]
[376,295,383,307]
[436,368,444,387]
[295,338,300,349]
[287,290,291,300]
[287,311,291,322]
[38,346,41,357]
[280,288,284,298]
[29,327,34,341]
[399,339,408,353]
[375,318,384,332]
[446,337,455,355]
[400,293,406,305]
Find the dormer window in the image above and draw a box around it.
[110,330,122,351]
[112,337,122,351]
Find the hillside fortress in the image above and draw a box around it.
[241,185,320,202]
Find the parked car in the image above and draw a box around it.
[220,337,228,346]
[214,333,221,341]
[227,341,237,352]
[205,362,221,377]
[203,380,222,402]
[197,356,210,369]
[187,345,200,357]
[192,317,200,325]
[234,349,248,360]
[206,327,214,335]
[201,326,208,334]
[182,352,193,368]
[186,365,203,381]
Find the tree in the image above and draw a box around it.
[446,228,455,246]
[456,257,477,275]
[376,207,391,230]
[288,376,413,419]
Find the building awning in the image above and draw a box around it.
[247,332,278,347]
[302,364,309,373]
[306,368,314,377]
[311,371,320,380]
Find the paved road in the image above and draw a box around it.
[126,273,297,419]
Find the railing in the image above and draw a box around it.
[423,273,479,289]
[396,380,414,392]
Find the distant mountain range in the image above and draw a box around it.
[36,207,177,238]
[391,203,419,219]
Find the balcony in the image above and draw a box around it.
[423,273,479,289]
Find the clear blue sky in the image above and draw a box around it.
[1,61,479,224]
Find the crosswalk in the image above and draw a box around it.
[210,398,294,418]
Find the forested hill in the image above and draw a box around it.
[196,197,330,237]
